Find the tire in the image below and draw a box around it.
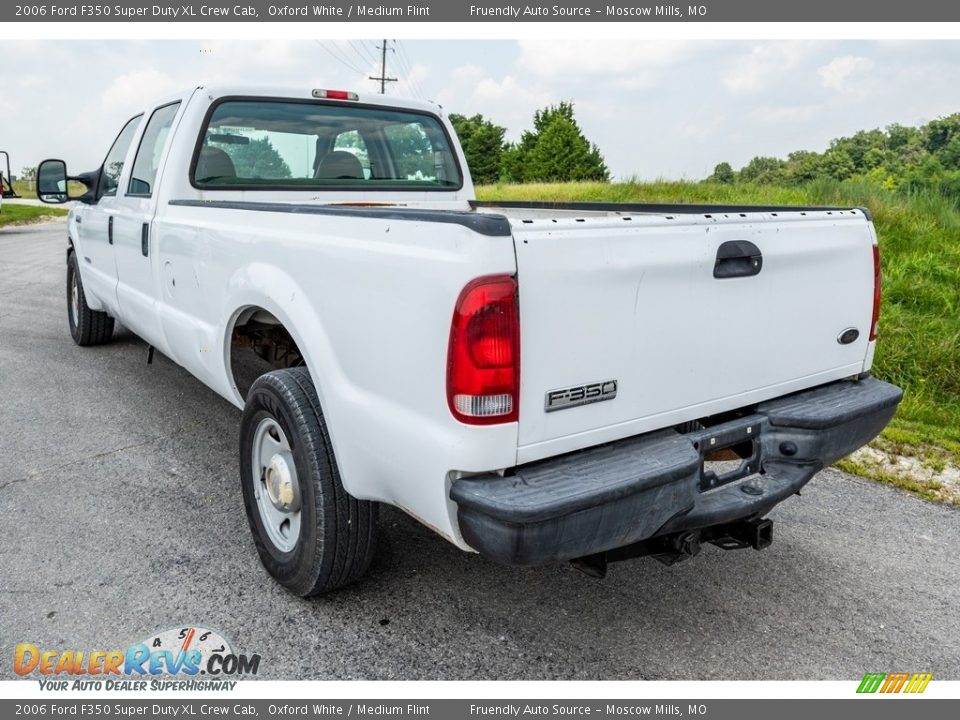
[240,367,378,596]
[67,251,114,346]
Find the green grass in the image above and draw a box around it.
[11,180,33,197]
[834,455,952,504]
[478,179,960,472]
[10,180,87,198]
[0,203,69,228]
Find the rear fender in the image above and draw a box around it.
[222,263,358,492]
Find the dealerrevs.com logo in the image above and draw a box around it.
[14,626,261,691]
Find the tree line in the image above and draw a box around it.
[709,113,960,195]
[450,102,609,184]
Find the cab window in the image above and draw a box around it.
[99,115,143,197]
[193,99,462,190]
[128,102,181,196]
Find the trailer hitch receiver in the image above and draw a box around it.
[709,517,773,551]
[570,518,774,578]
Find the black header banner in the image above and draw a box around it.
[0,700,957,720]
[6,0,960,22]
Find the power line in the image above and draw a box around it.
[369,39,398,95]
[393,46,418,95]
[350,40,379,68]
[405,46,428,99]
[357,40,377,63]
[326,40,368,75]
[314,40,366,77]
[365,40,383,64]
[361,40,383,70]
[395,40,416,73]
[392,50,416,96]
[394,40,427,99]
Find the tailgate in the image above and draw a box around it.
[510,208,876,462]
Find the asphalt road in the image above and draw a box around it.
[2,222,959,681]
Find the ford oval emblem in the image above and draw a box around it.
[838,328,860,345]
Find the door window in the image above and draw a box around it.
[128,102,181,197]
[99,115,143,197]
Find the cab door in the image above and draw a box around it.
[112,101,182,351]
[77,114,142,313]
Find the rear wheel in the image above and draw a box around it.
[67,251,114,346]
[240,367,378,596]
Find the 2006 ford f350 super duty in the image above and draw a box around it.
[38,86,903,595]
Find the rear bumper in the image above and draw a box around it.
[450,376,902,565]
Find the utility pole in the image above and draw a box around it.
[369,39,398,94]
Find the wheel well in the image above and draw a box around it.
[229,307,305,401]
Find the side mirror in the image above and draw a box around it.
[37,159,99,204]
[37,159,70,203]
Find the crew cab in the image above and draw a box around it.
[37,86,903,594]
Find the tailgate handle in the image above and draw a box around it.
[714,240,762,279]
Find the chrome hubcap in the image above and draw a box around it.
[251,418,301,553]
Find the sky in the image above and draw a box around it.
[3,39,960,181]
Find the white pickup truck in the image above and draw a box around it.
[38,86,902,594]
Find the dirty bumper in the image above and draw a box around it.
[450,376,903,566]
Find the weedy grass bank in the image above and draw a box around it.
[0,203,68,228]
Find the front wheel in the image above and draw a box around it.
[239,367,378,596]
[67,251,114,346]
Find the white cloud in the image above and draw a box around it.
[723,42,819,95]
[394,63,431,101]
[101,68,180,113]
[195,40,362,87]
[817,56,876,93]
[680,120,717,141]
[436,66,555,142]
[751,104,819,125]
[516,39,701,84]
[471,75,534,105]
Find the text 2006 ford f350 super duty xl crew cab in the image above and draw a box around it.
[37,86,903,595]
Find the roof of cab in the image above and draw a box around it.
[192,85,444,115]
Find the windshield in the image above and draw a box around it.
[192,98,462,191]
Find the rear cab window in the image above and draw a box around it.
[191,98,462,191]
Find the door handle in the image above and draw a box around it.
[107,216,113,245]
[714,240,762,279]
[141,223,149,257]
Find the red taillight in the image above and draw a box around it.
[447,275,519,425]
[870,244,881,341]
[311,89,358,101]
